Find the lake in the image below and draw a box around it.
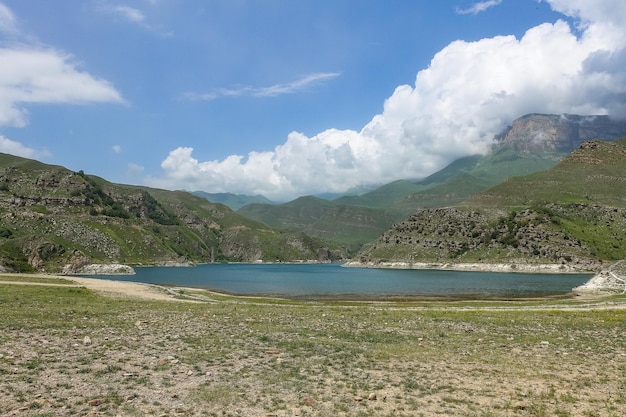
[86,263,594,300]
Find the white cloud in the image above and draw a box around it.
[97,2,172,36]
[112,144,122,153]
[0,2,17,34]
[0,134,49,159]
[153,0,626,201]
[456,0,503,15]
[184,72,341,101]
[112,5,145,24]
[0,47,125,127]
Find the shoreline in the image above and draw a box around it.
[342,260,596,274]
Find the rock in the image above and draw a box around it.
[83,336,92,345]
[70,263,136,275]
[302,396,316,406]
[368,392,377,400]
[88,398,104,406]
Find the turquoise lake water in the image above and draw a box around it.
[87,263,593,300]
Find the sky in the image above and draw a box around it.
[0,0,625,202]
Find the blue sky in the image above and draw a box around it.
[1,0,625,201]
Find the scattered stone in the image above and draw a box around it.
[265,349,280,355]
[354,396,363,402]
[83,336,92,345]
[368,392,377,400]
[88,398,105,406]
[302,396,316,406]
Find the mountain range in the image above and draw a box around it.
[0,112,625,273]
[233,113,626,254]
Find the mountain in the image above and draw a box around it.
[353,137,626,270]
[494,113,626,154]
[0,154,346,273]
[238,196,399,253]
[191,191,274,211]
[236,113,626,255]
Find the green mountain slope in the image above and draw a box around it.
[467,139,626,207]
[0,154,345,272]
[238,196,399,253]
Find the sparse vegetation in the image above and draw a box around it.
[0,278,624,416]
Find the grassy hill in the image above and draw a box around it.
[354,138,626,269]
[0,154,346,272]
[468,139,626,208]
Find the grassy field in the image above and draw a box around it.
[0,277,624,416]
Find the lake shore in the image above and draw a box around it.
[342,260,597,274]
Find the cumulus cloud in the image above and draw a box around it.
[0,3,124,159]
[184,72,341,101]
[153,0,626,201]
[456,0,503,15]
[0,47,125,127]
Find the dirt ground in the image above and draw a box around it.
[0,274,625,417]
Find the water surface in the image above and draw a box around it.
[86,263,593,300]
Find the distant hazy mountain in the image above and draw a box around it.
[191,191,274,211]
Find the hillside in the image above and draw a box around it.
[238,196,400,253]
[353,138,626,270]
[0,154,345,273]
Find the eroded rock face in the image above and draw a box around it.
[495,114,626,153]
[357,204,625,271]
[67,263,136,275]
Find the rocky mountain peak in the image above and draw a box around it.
[494,113,626,153]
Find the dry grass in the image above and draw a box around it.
[0,280,625,416]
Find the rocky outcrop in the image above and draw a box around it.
[65,263,136,275]
[494,114,626,153]
[574,261,626,294]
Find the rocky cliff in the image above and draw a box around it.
[494,113,626,154]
